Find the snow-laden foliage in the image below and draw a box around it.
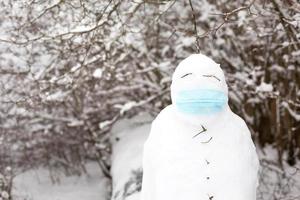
[0,167,12,200]
[0,0,299,181]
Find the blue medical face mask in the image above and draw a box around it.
[175,89,228,115]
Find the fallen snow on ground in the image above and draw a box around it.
[257,146,300,200]
[110,113,153,200]
[12,162,110,200]
[12,113,300,200]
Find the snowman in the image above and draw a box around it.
[141,54,259,200]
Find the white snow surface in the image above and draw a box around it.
[256,82,273,92]
[12,162,110,200]
[108,109,300,200]
[142,54,259,200]
[93,68,103,79]
[110,112,300,200]
[110,113,153,200]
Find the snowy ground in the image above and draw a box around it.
[110,113,152,200]
[11,114,300,200]
[12,162,110,200]
[257,146,300,200]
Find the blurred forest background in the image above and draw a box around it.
[0,0,299,200]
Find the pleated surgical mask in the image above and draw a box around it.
[175,89,228,115]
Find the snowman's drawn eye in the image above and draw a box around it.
[181,73,192,78]
[202,74,221,82]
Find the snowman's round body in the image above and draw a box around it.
[141,54,259,200]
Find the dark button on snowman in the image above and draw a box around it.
[141,54,259,200]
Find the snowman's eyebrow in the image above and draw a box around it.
[202,74,221,81]
[180,73,192,78]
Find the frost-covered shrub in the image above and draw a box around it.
[0,168,12,200]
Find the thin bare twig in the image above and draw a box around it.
[188,0,201,52]
[199,0,256,38]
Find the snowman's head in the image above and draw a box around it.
[171,54,228,117]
